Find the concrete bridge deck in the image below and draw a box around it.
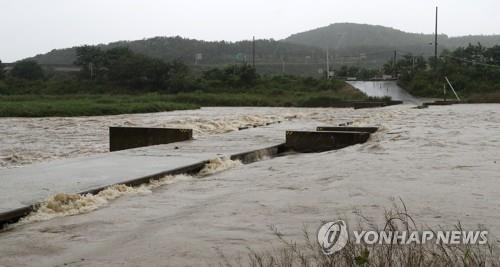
[0,122,308,224]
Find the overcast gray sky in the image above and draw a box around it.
[1,0,499,62]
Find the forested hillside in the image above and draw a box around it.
[30,37,325,66]
[25,23,500,72]
[285,23,500,54]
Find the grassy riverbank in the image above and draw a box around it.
[0,85,368,117]
[0,95,197,117]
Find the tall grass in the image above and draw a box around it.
[0,95,198,117]
[0,86,372,117]
[224,202,499,267]
[467,91,500,103]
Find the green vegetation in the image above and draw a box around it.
[0,60,5,80]
[30,37,328,75]
[336,65,381,80]
[0,47,372,117]
[5,42,498,117]
[10,60,45,80]
[73,46,190,92]
[0,79,366,117]
[286,23,500,61]
[0,88,364,117]
[393,44,500,100]
[0,95,197,117]
[235,202,499,267]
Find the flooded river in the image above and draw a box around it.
[0,108,297,169]
[1,104,500,266]
[0,82,417,170]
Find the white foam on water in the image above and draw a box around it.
[14,158,242,226]
[249,148,276,161]
[17,184,150,225]
[166,115,283,136]
[198,157,243,176]
[4,105,500,266]
[0,110,291,169]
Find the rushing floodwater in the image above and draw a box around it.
[0,108,297,169]
[1,105,500,266]
[0,82,416,170]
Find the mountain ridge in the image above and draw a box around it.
[284,23,500,51]
[26,23,500,70]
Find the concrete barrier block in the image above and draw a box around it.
[387,100,404,105]
[285,130,370,153]
[230,144,286,164]
[317,126,379,133]
[109,127,192,152]
[423,101,458,106]
[353,102,387,109]
[338,122,353,126]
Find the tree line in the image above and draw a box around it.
[0,46,344,95]
[292,43,500,100]
[390,44,500,98]
[73,46,190,92]
[3,43,498,99]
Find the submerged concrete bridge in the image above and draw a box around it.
[0,121,377,226]
[348,80,421,104]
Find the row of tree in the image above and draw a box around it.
[4,46,325,94]
[74,46,190,91]
[0,59,45,81]
[392,44,500,97]
[324,43,500,97]
[335,65,381,80]
[5,43,498,98]
[31,37,328,66]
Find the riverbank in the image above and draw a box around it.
[0,95,198,117]
[0,85,370,117]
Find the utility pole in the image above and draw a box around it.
[326,47,330,79]
[393,50,397,78]
[252,36,256,68]
[434,6,439,71]
[443,83,447,102]
[89,63,94,81]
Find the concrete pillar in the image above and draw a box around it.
[109,127,192,152]
[285,130,370,153]
[317,126,378,133]
[353,102,387,109]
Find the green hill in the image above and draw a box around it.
[32,37,326,65]
[284,23,500,58]
[26,23,500,73]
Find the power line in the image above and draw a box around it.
[434,6,439,71]
[442,55,500,69]
[252,36,256,68]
